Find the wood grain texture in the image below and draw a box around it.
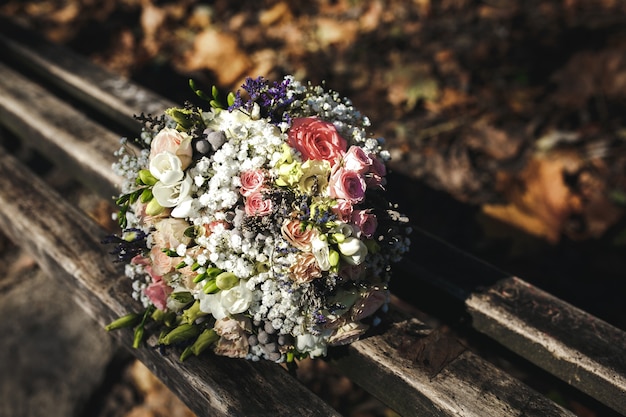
[466,277,626,415]
[0,61,123,199]
[331,311,574,416]
[0,17,174,134]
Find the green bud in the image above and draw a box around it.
[132,325,145,348]
[206,267,223,279]
[203,279,219,294]
[331,233,346,243]
[159,323,201,345]
[139,188,153,203]
[162,248,178,257]
[145,198,164,216]
[215,271,239,290]
[193,271,207,283]
[192,329,218,355]
[151,308,177,326]
[227,92,236,107]
[179,328,219,361]
[105,312,142,331]
[182,300,207,324]
[122,230,138,242]
[194,267,222,283]
[170,291,194,304]
[165,107,197,130]
[138,169,158,186]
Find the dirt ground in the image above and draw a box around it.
[1,1,626,416]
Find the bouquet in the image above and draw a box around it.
[106,76,411,363]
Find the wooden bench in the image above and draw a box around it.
[0,18,624,416]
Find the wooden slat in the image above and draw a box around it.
[331,307,575,416]
[396,232,626,415]
[0,17,174,133]
[0,145,343,417]
[0,32,575,417]
[0,60,123,199]
[466,277,626,414]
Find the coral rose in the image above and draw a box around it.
[288,117,347,164]
[289,252,323,284]
[281,219,318,251]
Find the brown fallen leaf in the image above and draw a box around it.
[181,28,252,87]
[483,148,623,243]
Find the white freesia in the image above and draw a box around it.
[337,237,368,265]
[311,236,331,271]
[171,197,193,218]
[153,175,193,208]
[198,292,227,320]
[150,151,184,184]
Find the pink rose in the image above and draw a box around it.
[145,280,173,311]
[150,245,175,276]
[240,169,266,197]
[332,200,353,222]
[343,146,372,174]
[351,288,388,321]
[329,167,366,204]
[244,191,273,216]
[149,127,193,170]
[288,117,347,164]
[352,210,377,238]
[281,219,318,251]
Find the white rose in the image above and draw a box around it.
[337,237,368,265]
[152,175,193,208]
[150,151,184,185]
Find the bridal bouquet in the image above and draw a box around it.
[106,76,411,363]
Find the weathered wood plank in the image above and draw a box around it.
[396,232,626,415]
[331,307,575,416]
[0,145,343,417]
[466,277,626,415]
[1,18,621,414]
[0,60,123,199]
[0,17,173,133]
